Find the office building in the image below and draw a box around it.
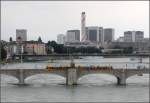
[124,31,137,42]
[135,31,144,42]
[104,28,114,42]
[66,30,80,42]
[57,34,66,44]
[124,31,144,42]
[86,26,104,43]
[86,26,98,42]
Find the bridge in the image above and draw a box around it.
[15,53,149,58]
[0,65,149,85]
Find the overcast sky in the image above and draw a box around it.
[1,1,149,42]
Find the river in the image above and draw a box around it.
[1,57,149,102]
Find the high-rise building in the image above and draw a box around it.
[66,30,80,42]
[124,31,133,42]
[81,12,87,42]
[135,31,144,42]
[86,26,98,42]
[124,31,144,42]
[86,26,104,43]
[16,29,27,41]
[57,34,66,44]
[104,28,114,42]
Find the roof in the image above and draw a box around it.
[23,41,45,44]
[7,41,45,45]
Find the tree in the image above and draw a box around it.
[123,47,133,54]
[0,45,7,61]
[46,41,58,53]
[38,36,42,42]
[9,37,13,42]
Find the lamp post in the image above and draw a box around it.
[21,45,23,63]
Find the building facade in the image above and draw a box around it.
[24,41,46,55]
[104,28,114,42]
[57,34,66,44]
[124,31,144,42]
[86,26,104,43]
[135,31,144,42]
[66,30,80,42]
[6,41,47,57]
[124,31,133,42]
[16,29,27,41]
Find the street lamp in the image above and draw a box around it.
[21,45,23,63]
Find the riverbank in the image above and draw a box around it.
[0,61,6,64]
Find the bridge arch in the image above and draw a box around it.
[126,74,149,83]
[1,74,19,83]
[25,74,66,84]
[77,73,117,84]
[24,73,66,80]
[24,73,66,83]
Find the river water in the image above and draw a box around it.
[1,57,149,102]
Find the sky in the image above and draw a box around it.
[1,1,149,42]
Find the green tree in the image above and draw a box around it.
[38,36,42,42]
[0,45,7,61]
[9,37,13,42]
[123,47,133,54]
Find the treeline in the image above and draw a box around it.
[46,41,102,54]
[46,41,133,54]
[111,45,133,54]
[0,42,7,61]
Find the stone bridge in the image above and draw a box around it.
[0,66,149,85]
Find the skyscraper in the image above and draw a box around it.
[104,28,114,42]
[86,26,99,42]
[81,12,87,42]
[16,29,27,41]
[66,30,80,42]
[86,26,104,43]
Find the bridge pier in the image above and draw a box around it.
[66,68,77,85]
[18,69,25,85]
[117,71,126,85]
[117,77,126,85]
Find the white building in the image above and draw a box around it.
[124,31,144,42]
[57,34,66,44]
[16,29,27,41]
[66,30,80,42]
